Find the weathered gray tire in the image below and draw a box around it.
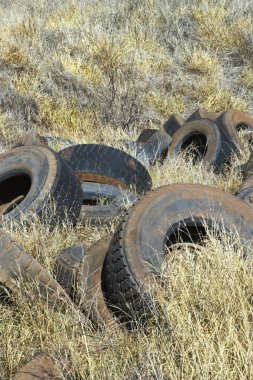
[102,184,253,326]
[136,130,172,165]
[0,229,71,305]
[0,146,82,224]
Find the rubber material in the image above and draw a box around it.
[55,242,90,299]
[136,129,157,144]
[237,151,253,206]
[59,144,152,194]
[163,114,185,136]
[11,130,49,149]
[0,146,82,224]
[0,229,70,304]
[168,119,223,169]
[14,358,62,380]
[187,108,219,122]
[136,130,172,165]
[102,184,253,325]
[80,182,137,224]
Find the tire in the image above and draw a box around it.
[55,242,90,299]
[0,146,82,224]
[59,144,152,194]
[166,119,236,171]
[80,182,137,225]
[136,129,157,144]
[187,108,219,122]
[55,236,114,325]
[0,229,70,305]
[14,358,62,380]
[11,130,49,149]
[163,114,185,136]
[136,130,172,166]
[102,184,253,325]
[236,152,253,206]
[215,109,253,147]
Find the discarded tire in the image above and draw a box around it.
[163,114,185,136]
[136,129,157,144]
[237,151,253,206]
[80,182,137,224]
[55,242,90,299]
[11,130,49,149]
[167,119,236,170]
[0,146,82,224]
[0,229,70,304]
[14,357,63,380]
[56,236,114,325]
[59,144,152,194]
[102,184,253,326]
[187,108,219,122]
[136,129,172,165]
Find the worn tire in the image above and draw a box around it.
[11,130,49,149]
[102,184,253,325]
[14,358,63,380]
[0,229,70,304]
[136,130,172,165]
[0,146,82,224]
[215,109,253,148]
[80,182,137,224]
[187,108,219,122]
[163,114,185,136]
[236,151,253,206]
[167,119,236,171]
[55,242,90,299]
[136,129,157,144]
[59,144,152,194]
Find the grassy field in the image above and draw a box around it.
[0,0,253,378]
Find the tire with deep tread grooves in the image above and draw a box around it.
[102,184,253,326]
[0,229,71,305]
[59,144,152,194]
[0,146,82,224]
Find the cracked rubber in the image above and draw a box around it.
[0,229,71,304]
[0,146,82,224]
[59,144,152,194]
[102,184,253,326]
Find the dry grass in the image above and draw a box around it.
[0,0,253,378]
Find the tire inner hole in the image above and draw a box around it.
[0,174,31,215]
[180,133,207,162]
[166,224,207,253]
[82,195,114,206]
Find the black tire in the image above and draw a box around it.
[59,144,152,194]
[187,108,219,122]
[136,129,157,144]
[163,114,185,136]
[136,129,172,165]
[55,242,90,300]
[0,229,71,305]
[102,184,253,326]
[167,119,236,171]
[80,182,137,224]
[0,146,82,224]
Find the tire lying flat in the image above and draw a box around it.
[0,229,70,305]
[80,182,137,224]
[0,146,82,224]
[167,119,237,171]
[102,184,253,326]
[59,144,152,194]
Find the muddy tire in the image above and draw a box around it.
[167,119,236,171]
[80,182,137,224]
[0,229,70,304]
[11,130,49,149]
[187,108,219,122]
[0,146,82,224]
[102,184,253,325]
[14,358,63,380]
[59,144,152,194]
[163,114,185,136]
[136,129,157,144]
[55,242,90,299]
[136,130,172,165]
